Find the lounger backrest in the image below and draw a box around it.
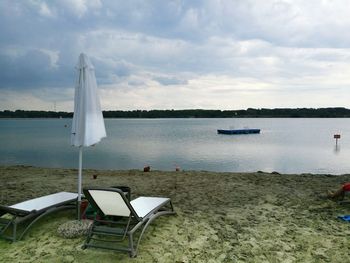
[86,189,132,217]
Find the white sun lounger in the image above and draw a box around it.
[0,192,78,241]
[83,187,175,257]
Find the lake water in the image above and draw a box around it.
[0,118,349,174]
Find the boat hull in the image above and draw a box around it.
[217,129,260,135]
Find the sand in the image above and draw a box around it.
[1,165,350,262]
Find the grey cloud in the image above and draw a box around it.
[92,58,137,87]
[128,79,145,87]
[32,87,73,103]
[153,76,188,86]
[0,49,70,89]
[1,0,350,109]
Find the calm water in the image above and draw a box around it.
[0,118,350,174]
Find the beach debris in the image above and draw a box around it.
[338,215,350,221]
[174,163,181,171]
[144,166,151,172]
[57,220,92,239]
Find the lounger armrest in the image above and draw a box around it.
[0,205,32,217]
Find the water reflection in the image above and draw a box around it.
[1,118,350,174]
[334,144,341,154]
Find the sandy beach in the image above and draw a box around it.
[1,165,350,262]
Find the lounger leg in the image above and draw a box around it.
[82,223,94,249]
[12,222,17,242]
[169,201,175,212]
[0,217,23,242]
[128,232,136,257]
[133,209,176,257]
[16,205,75,241]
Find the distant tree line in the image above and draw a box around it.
[0,110,73,118]
[1,108,350,118]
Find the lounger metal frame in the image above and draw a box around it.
[82,187,175,257]
[0,193,77,242]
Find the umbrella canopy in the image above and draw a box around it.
[71,53,106,217]
[71,53,106,146]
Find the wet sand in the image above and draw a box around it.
[1,165,350,262]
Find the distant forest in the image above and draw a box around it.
[2,108,350,118]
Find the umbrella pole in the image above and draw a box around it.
[78,146,83,220]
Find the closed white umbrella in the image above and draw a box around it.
[71,53,106,218]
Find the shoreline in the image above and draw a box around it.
[1,164,349,177]
[3,108,350,118]
[1,165,350,262]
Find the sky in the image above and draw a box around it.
[1,0,350,111]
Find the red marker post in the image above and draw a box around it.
[334,134,341,146]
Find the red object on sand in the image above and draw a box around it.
[342,183,350,192]
[80,200,89,218]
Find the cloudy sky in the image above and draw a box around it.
[1,0,350,111]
